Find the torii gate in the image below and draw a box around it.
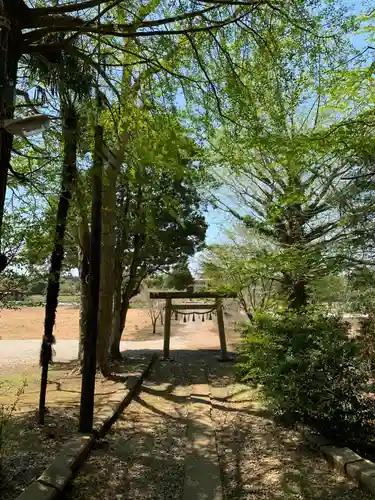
[149,291,237,361]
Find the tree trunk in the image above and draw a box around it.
[121,295,130,334]
[73,177,90,365]
[42,105,77,328]
[289,280,308,309]
[96,164,118,375]
[79,124,103,432]
[283,272,308,310]
[0,29,19,266]
[96,136,129,375]
[110,294,130,359]
[152,320,157,334]
[108,220,143,357]
[39,102,77,423]
[110,258,123,360]
[78,234,89,365]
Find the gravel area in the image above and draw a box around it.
[210,384,373,500]
[65,351,372,500]
[2,315,369,500]
[65,353,195,500]
[1,406,79,499]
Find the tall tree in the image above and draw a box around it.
[0,0,268,252]
[39,96,77,423]
[201,227,277,315]
[0,0,350,265]
[200,15,371,308]
[165,261,195,291]
[109,156,207,358]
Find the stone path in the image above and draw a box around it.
[183,383,222,500]
[65,350,373,500]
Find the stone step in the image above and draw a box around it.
[183,384,223,500]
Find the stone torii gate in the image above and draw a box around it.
[149,291,237,361]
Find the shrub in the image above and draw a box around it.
[238,309,375,443]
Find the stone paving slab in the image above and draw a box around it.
[16,481,59,500]
[183,384,222,500]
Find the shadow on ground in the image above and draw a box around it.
[63,349,371,500]
[0,355,152,500]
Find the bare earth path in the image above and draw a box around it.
[0,313,224,375]
[64,346,372,499]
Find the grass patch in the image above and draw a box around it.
[59,295,80,303]
[7,295,80,308]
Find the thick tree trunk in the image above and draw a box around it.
[0,35,19,267]
[0,0,29,244]
[289,280,308,309]
[96,163,118,375]
[96,131,130,375]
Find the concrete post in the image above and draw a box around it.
[216,298,229,361]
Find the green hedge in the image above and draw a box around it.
[238,309,375,444]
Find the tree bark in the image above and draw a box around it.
[108,228,144,356]
[110,256,123,359]
[282,272,308,310]
[79,124,103,432]
[109,187,128,360]
[71,173,90,365]
[110,293,130,359]
[96,138,128,375]
[289,280,308,309]
[39,101,77,423]
[96,162,118,375]
[78,221,89,365]
[0,23,19,265]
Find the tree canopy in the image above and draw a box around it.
[3,0,375,433]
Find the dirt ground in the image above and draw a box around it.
[0,307,164,341]
[0,355,151,499]
[0,309,242,498]
[1,311,369,500]
[0,303,244,342]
